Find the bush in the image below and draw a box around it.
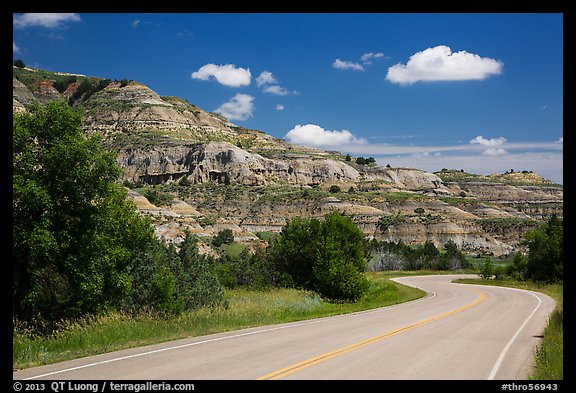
[126,230,228,313]
[215,248,277,290]
[176,231,227,310]
[142,187,174,207]
[329,185,341,193]
[212,229,235,247]
[479,260,495,279]
[270,211,368,301]
[355,157,366,165]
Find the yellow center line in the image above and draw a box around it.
[257,288,487,380]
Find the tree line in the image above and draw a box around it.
[367,239,471,271]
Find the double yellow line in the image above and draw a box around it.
[258,288,487,380]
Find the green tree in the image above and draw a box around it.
[213,228,234,247]
[522,215,563,283]
[329,185,341,193]
[124,239,183,313]
[479,260,495,279]
[440,240,469,270]
[128,230,227,312]
[176,231,227,310]
[270,211,368,301]
[419,240,440,269]
[507,251,528,280]
[13,101,157,323]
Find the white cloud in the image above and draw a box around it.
[191,64,251,87]
[262,85,290,96]
[275,104,285,111]
[256,71,298,96]
[13,13,81,29]
[556,136,563,143]
[412,151,442,159]
[469,135,508,155]
[332,59,364,71]
[214,94,254,121]
[386,45,503,85]
[13,41,19,53]
[285,124,367,147]
[482,148,509,156]
[360,52,385,64]
[256,71,277,87]
[256,71,297,95]
[469,135,507,147]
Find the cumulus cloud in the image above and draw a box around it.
[256,70,297,95]
[285,124,367,147]
[191,64,251,87]
[13,13,81,29]
[13,41,19,53]
[470,135,507,147]
[360,52,386,64]
[386,45,503,85]
[469,135,508,155]
[256,71,277,87]
[262,85,291,96]
[332,59,364,71]
[214,94,254,121]
[556,136,563,143]
[275,104,285,111]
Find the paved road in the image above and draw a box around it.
[13,275,556,380]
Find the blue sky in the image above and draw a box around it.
[13,13,563,184]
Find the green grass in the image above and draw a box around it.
[531,307,563,380]
[219,242,247,258]
[454,277,563,380]
[13,272,424,371]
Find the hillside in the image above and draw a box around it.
[13,65,563,256]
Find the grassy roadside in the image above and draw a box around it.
[454,277,563,380]
[13,272,424,371]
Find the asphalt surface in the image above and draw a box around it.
[13,274,556,380]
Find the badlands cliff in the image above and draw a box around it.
[13,66,563,255]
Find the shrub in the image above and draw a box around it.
[142,187,174,207]
[213,229,234,247]
[127,230,228,312]
[479,260,495,279]
[270,211,368,301]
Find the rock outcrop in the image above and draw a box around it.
[117,141,362,187]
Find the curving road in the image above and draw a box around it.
[13,275,556,380]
